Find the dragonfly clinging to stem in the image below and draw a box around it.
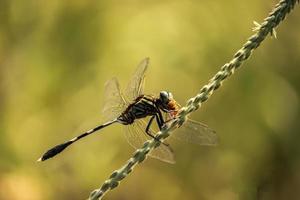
[38,58,218,164]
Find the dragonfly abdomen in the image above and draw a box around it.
[118,112,135,125]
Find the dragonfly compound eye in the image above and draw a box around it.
[159,91,170,104]
[167,92,173,99]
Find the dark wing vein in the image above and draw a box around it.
[171,119,218,145]
[102,77,127,122]
[124,58,149,102]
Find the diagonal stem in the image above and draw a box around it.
[89,0,299,199]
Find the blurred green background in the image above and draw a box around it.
[0,0,300,200]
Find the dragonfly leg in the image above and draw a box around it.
[154,114,163,130]
[145,115,156,138]
[155,114,170,146]
[156,109,171,130]
[145,115,169,147]
[157,109,165,125]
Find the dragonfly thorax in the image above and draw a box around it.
[118,95,159,124]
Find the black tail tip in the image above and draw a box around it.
[37,153,51,162]
[37,157,45,162]
[37,141,73,162]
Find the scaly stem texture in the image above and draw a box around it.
[89,0,299,199]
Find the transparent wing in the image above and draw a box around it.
[124,119,175,164]
[124,58,149,102]
[102,78,128,122]
[171,119,218,145]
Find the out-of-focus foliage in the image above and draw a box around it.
[0,0,299,200]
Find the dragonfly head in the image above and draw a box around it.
[157,91,179,115]
[159,91,173,104]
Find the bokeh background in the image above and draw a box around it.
[1,0,300,200]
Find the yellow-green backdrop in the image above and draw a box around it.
[0,0,300,200]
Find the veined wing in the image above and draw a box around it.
[171,119,218,146]
[124,119,175,164]
[124,58,149,102]
[102,78,127,122]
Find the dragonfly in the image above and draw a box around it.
[38,58,218,164]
